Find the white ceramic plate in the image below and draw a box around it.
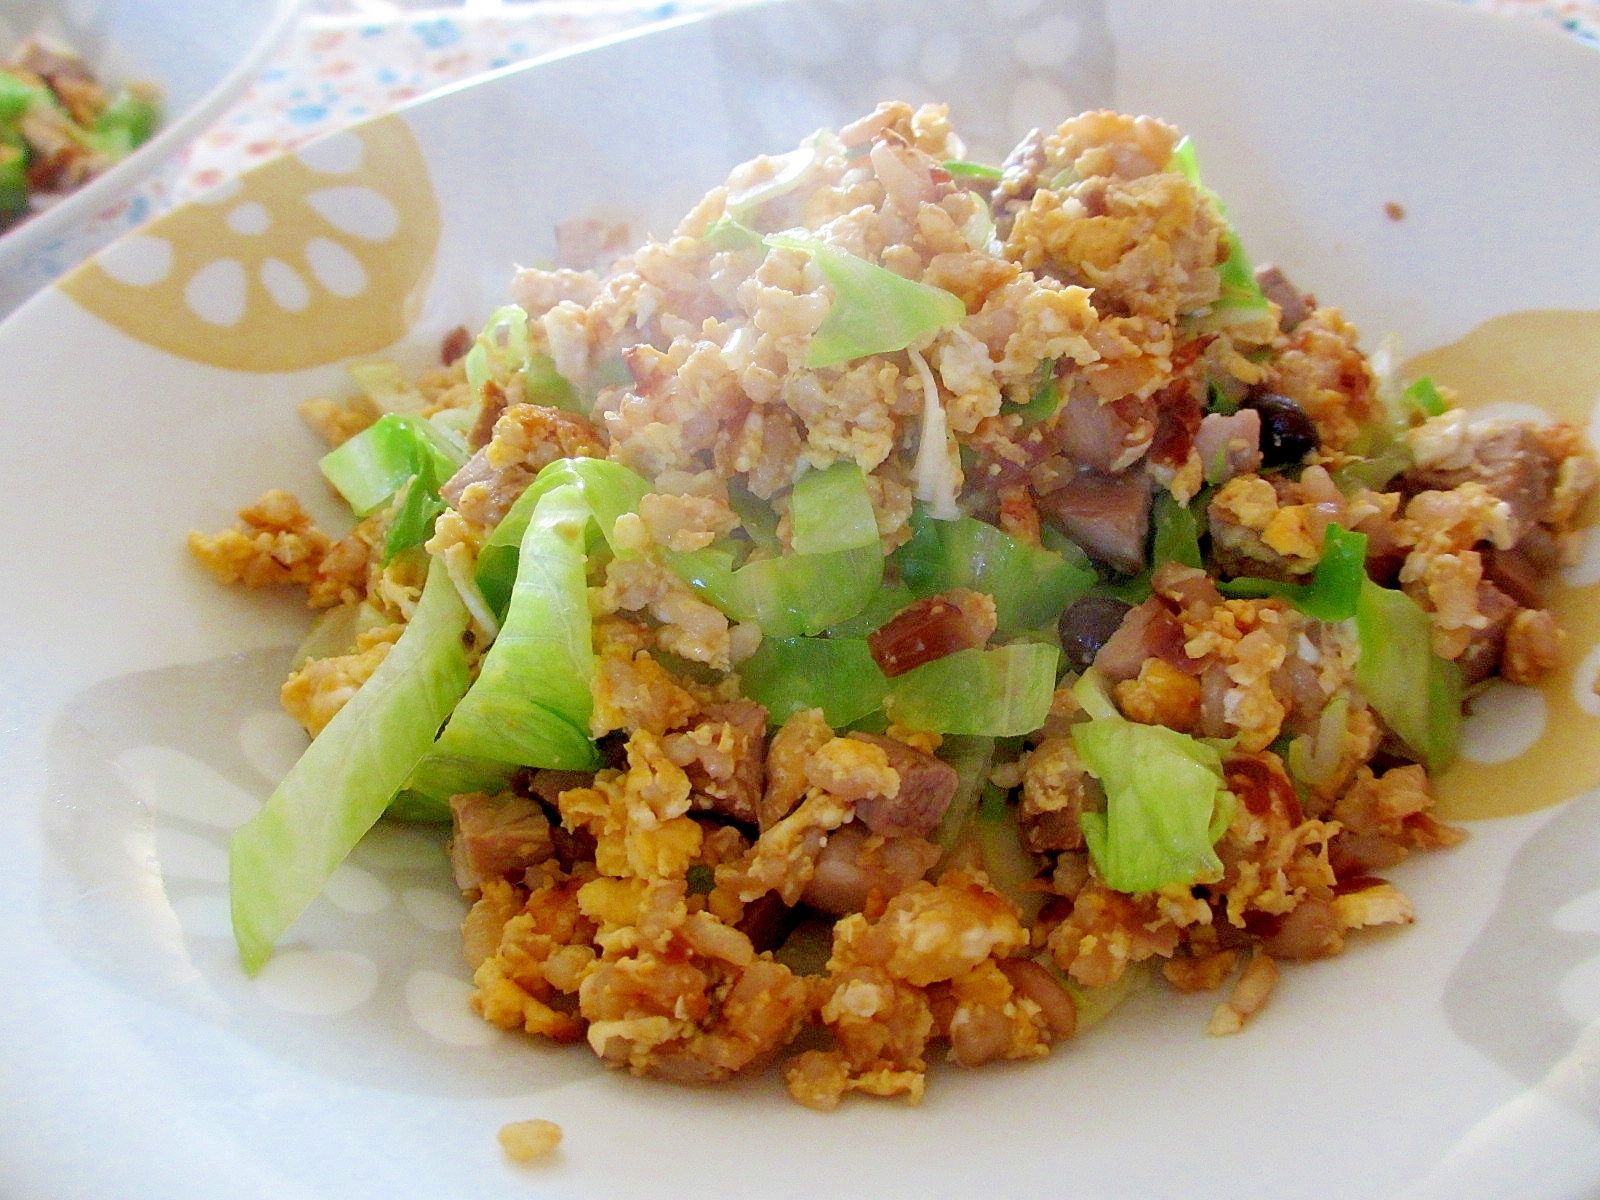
[0,0,302,317]
[4,2,1600,1197]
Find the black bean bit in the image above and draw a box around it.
[1059,595,1134,674]
[1242,391,1319,467]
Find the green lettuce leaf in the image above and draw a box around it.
[476,457,652,618]
[1169,137,1271,327]
[434,480,601,768]
[668,542,883,639]
[765,233,966,368]
[737,636,888,727]
[319,412,466,518]
[1219,524,1368,622]
[789,460,878,554]
[884,643,1059,736]
[1073,715,1234,894]
[894,506,1096,637]
[229,556,471,973]
[1353,578,1462,773]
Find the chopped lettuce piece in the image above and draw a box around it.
[229,557,472,973]
[1151,491,1204,572]
[461,305,584,413]
[765,233,966,368]
[1009,358,1062,424]
[98,89,160,142]
[930,736,996,854]
[737,636,888,727]
[727,479,782,554]
[1219,524,1368,622]
[1333,428,1413,493]
[703,214,767,253]
[884,643,1059,736]
[976,785,1047,919]
[318,412,465,518]
[476,457,651,618]
[1169,137,1271,327]
[1070,667,1119,721]
[789,460,878,554]
[669,542,883,639]
[0,72,45,123]
[523,350,581,412]
[894,506,1096,637]
[382,457,447,563]
[85,89,160,157]
[823,582,916,638]
[289,601,389,671]
[348,360,429,415]
[0,134,29,213]
[942,160,1003,180]
[1073,714,1234,894]
[725,140,823,220]
[1403,376,1447,419]
[388,754,520,823]
[1354,578,1462,773]
[435,480,601,768]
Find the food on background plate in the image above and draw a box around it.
[1,35,160,232]
[191,102,1598,1109]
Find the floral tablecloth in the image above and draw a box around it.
[172,0,1600,206]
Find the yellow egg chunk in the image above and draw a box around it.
[61,114,441,372]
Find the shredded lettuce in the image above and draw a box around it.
[1009,358,1063,424]
[665,448,885,637]
[476,457,651,618]
[1354,578,1462,773]
[823,582,916,638]
[725,140,824,220]
[289,601,388,671]
[1169,137,1271,328]
[930,736,996,854]
[1219,524,1368,622]
[0,72,43,124]
[702,214,767,254]
[388,754,519,823]
[765,233,967,368]
[1403,376,1447,419]
[789,461,878,554]
[0,132,26,213]
[737,636,888,727]
[1073,713,1235,894]
[229,557,472,973]
[976,784,1047,919]
[463,304,583,413]
[319,413,466,518]
[382,458,447,563]
[727,479,782,554]
[884,643,1059,736]
[894,506,1097,637]
[1151,491,1204,572]
[669,543,882,639]
[434,480,601,768]
[942,160,1003,180]
[348,360,429,415]
[85,90,160,158]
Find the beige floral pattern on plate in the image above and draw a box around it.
[1408,310,1600,820]
[61,115,440,373]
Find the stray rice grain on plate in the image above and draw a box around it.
[191,102,1599,1110]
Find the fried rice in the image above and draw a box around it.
[192,102,1598,1110]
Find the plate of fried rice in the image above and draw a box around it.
[4,1,1600,1197]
